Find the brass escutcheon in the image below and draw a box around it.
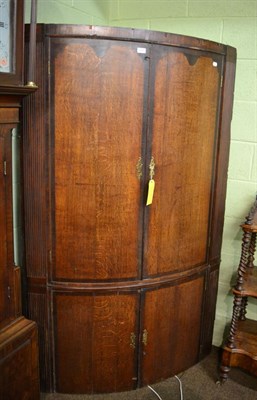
[136,157,143,180]
[130,332,136,349]
[142,329,148,346]
[149,156,155,180]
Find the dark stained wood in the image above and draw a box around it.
[0,125,14,328]
[0,97,40,399]
[209,46,237,262]
[27,292,51,391]
[0,130,9,325]
[23,24,236,394]
[27,0,38,86]
[0,3,40,398]
[0,317,40,400]
[54,292,139,393]
[220,197,257,383]
[200,265,220,357]
[43,24,227,55]
[221,319,257,381]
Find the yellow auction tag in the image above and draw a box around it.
[146,179,155,206]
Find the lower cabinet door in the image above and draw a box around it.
[53,277,204,393]
[140,276,204,385]
[53,291,139,394]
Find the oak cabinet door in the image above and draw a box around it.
[144,46,223,277]
[140,276,204,385]
[54,291,139,393]
[50,39,148,282]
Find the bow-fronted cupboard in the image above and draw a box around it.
[23,25,236,394]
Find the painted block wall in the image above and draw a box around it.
[24,1,257,347]
[25,0,109,25]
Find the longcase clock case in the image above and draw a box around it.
[0,2,39,399]
[23,24,236,394]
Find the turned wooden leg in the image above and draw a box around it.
[235,230,252,291]
[248,232,256,268]
[226,294,243,349]
[218,365,231,385]
[240,297,247,320]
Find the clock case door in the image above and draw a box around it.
[0,0,24,86]
[0,126,14,326]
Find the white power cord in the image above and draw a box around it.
[147,385,163,400]
[175,375,184,400]
[147,374,183,400]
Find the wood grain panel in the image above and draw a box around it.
[144,48,222,277]
[54,291,139,393]
[141,276,204,385]
[52,39,146,281]
[0,109,19,124]
[0,318,40,400]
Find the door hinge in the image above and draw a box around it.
[49,250,52,263]
[208,235,211,249]
[136,156,143,180]
[130,332,136,349]
[3,160,7,176]
[220,74,224,88]
[7,286,11,299]
[205,278,208,292]
[142,329,148,346]
[48,61,51,76]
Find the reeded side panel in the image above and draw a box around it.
[54,292,139,393]
[23,40,48,278]
[141,276,204,385]
[144,47,222,277]
[51,39,146,281]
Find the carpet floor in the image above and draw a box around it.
[41,347,257,400]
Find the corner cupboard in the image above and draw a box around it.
[23,24,236,394]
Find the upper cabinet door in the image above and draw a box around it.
[144,46,223,278]
[50,39,148,282]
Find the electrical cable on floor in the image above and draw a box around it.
[147,385,163,400]
[174,375,184,400]
[147,374,183,400]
